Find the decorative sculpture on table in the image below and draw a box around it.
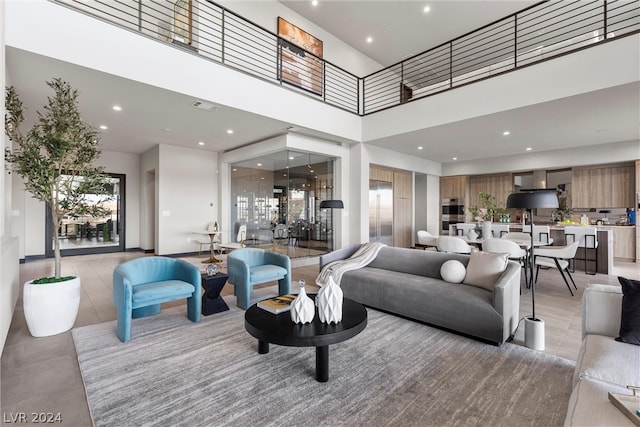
[317,275,343,323]
[206,264,218,276]
[291,280,314,324]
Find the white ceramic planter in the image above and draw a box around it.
[23,276,81,337]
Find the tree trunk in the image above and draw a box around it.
[50,200,62,278]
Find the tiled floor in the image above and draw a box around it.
[1,250,637,426]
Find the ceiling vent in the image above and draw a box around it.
[192,100,220,111]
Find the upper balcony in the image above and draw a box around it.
[41,0,639,117]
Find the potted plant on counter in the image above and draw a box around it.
[469,192,497,238]
[5,78,112,337]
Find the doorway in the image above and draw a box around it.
[45,173,126,257]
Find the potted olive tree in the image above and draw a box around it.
[5,78,112,337]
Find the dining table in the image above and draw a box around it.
[193,230,224,263]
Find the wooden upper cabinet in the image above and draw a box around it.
[572,163,635,208]
[393,171,412,199]
[440,176,467,201]
[571,169,590,208]
[468,174,512,208]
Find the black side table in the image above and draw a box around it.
[201,272,229,315]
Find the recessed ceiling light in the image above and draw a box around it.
[503,131,510,136]
[310,170,314,173]
[311,0,318,6]
[526,147,533,151]
[112,105,122,111]
[198,141,205,146]
[289,156,294,160]
[257,163,262,167]
[418,146,424,150]
[452,157,458,160]
[423,5,431,13]
[366,36,373,43]
[232,168,237,171]
[99,125,108,130]
[227,129,234,134]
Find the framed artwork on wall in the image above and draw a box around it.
[277,17,323,95]
[174,0,193,45]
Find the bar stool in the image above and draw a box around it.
[564,226,598,275]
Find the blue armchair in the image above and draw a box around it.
[113,256,201,342]
[227,248,291,309]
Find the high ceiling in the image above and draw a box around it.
[5,1,639,166]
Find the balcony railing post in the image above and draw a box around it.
[138,0,142,33]
[514,14,518,68]
[603,0,608,40]
[449,42,453,89]
[221,9,226,63]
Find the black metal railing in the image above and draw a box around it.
[51,0,639,117]
[51,0,360,114]
[363,0,640,114]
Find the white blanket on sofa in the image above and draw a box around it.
[316,242,386,287]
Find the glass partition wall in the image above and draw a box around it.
[230,150,336,258]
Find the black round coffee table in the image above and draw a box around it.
[244,295,367,382]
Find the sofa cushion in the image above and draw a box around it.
[564,377,633,427]
[440,260,466,283]
[250,265,288,283]
[463,251,509,290]
[616,276,640,346]
[132,280,195,305]
[574,334,640,387]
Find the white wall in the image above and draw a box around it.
[6,0,363,144]
[1,0,21,352]
[140,145,159,252]
[216,0,382,76]
[157,144,218,255]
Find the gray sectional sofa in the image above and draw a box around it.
[319,244,521,345]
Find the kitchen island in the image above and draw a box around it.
[449,223,629,274]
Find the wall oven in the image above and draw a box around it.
[441,198,465,235]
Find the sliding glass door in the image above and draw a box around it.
[45,173,126,257]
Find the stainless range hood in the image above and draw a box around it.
[516,170,549,191]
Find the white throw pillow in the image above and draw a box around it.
[463,251,509,290]
[440,260,466,284]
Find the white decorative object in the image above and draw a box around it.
[23,276,81,337]
[290,280,314,324]
[440,260,466,283]
[317,275,343,323]
[466,229,478,241]
[206,264,218,276]
[482,221,493,239]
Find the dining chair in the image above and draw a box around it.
[273,224,288,246]
[533,241,580,296]
[522,225,553,245]
[502,231,532,242]
[454,223,477,237]
[491,224,510,238]
[436,236,472,254]
[563,226,598,275]
[220,224,247,252]
[416,230,438,249]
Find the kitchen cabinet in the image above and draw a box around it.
[613,226,636,260]
[572,163,635,208]
[440,176,467,202]
[468,174,513,210]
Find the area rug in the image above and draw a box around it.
[72,297,574,427]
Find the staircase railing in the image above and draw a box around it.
[51,0,639,117]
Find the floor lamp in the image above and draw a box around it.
[506,190,558,351]
[319,200,343,252]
